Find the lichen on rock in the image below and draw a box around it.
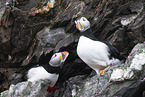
[0,80,50,97]
[29,0,56,15]
[0,0,145,97]
[110,43,145,81]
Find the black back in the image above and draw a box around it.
[80,28,126,60]
[38,52,61,74]
[42,63,61,74]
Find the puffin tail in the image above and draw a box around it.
[105,42,127,60]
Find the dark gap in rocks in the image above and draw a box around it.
[53,19,71,28]
[142,25,145,38]
[0,72,8,92]
[105,25,121,39]
[93,20,109,39]
[38,51,54,65]
[123,81,145,97]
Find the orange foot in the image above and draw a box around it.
[99,65,110,75]
[47,86,59,91]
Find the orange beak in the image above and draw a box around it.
[77,22,83,31]
[62,51,69,60]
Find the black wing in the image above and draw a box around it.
[104,42,126,60]
[81,28,126,60]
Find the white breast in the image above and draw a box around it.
[77,36,110,73]
[27,66,59,87]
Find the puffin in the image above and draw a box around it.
[75,17,126,75]
[27,51,69,91]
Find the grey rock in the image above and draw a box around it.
[0,80,50,97]
[52,43,145,97]
[0,0,145,96]
[121,2,143,26]
[21,27,67,66]
[55,34,74,52]
[121,14,138,26]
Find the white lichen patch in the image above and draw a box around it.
[123,68,134,79]
[72,85,77,97]
[110,68,134,81]
[111,52,145,81]
[110,69,124,81]
[130,53,145,70]
[85,82,92,88]
[121,14,137,26]
[72,89,76,97]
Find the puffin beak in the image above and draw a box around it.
[62,51,69,61]
[77,21,83,31]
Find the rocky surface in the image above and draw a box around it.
[1,43,145,97]
[50,43,145,97]
[0,0,145,97]
[0,80,50,97]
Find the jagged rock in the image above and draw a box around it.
[0,80,50,97]
[0,0,145,96]
[121,2,143,26]
[48,43,145,97]
[110,43,145,81]
[21,27,67,66]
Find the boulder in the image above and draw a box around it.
[0,0,145,96]
[1,43,145,97]
[50,43,145,97]
[0,80,50,97]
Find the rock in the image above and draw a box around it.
[0,0,145,96]
[0,80,50,97]
[121,2,143,26]
[0,68,26,93]
[28,0,56,15]
[55,34,74,52]
[48,43,145,97]
[110,43,145,81]
[121,14,138,26]
[130,53,145,70]
[21,27,67,66]
[110,68,124,81]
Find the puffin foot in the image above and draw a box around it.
[99,65,110,75]
[47,86,59,91]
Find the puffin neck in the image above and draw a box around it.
[80,28,98,41]
[42,63,61,74]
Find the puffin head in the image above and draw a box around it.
[75,17,90,32]
[49,51,69,67]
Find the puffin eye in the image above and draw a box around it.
[52,54,57,58]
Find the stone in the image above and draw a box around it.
[130,53,145,70]
[50,43,145,97]
[0,80,50,97]
[0,0,145,96]
[110,68,124,81]
[21,27,67,66]
[121,14,138,26]
[110,43,145,81]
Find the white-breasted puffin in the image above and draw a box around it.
[27,51,69,91]
[75,17,126,75]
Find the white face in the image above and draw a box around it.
[75,17,90,32]
[49,51,69,67]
